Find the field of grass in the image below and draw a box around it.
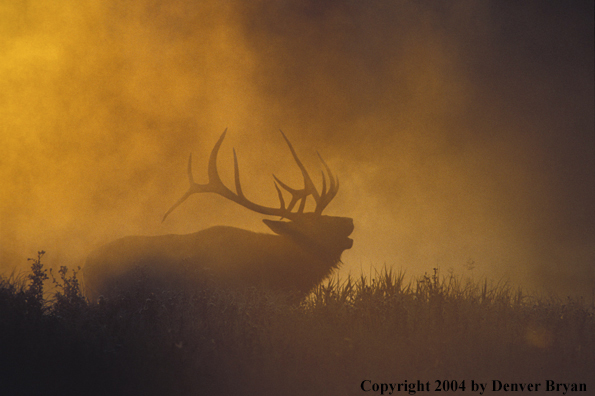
[1,252,593,395]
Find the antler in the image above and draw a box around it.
[162,129,339,222]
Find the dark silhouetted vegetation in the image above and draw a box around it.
[1,254,593,395]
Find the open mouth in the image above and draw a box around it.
[343,222,354,248]
[344,237,354,249]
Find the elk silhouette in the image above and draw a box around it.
[84,130,354,300]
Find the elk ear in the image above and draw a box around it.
[263,219,293,236]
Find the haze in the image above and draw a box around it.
[1,1,593,297]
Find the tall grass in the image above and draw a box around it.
[1,256,593,395]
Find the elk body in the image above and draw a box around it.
[84,130,354,300]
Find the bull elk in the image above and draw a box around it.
[84,130,354,300]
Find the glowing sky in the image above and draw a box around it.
[1,1,593,296]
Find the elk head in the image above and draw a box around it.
[162,129,354,257]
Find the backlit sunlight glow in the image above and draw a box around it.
[1,0,593,298]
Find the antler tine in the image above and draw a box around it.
[273,181,286,212]
[273,174,307,212]
[233,148,243,198]
[279,130,320,203]
[314,151,339,215]
[317,151,337,194]
[207,129,228,188]
[162,186,193,222]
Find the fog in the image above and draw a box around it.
[1,0,593,297]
